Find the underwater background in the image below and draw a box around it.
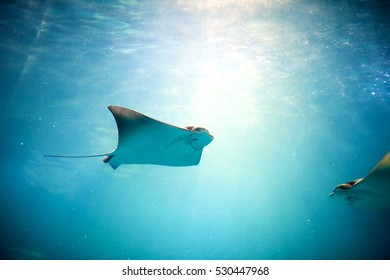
[0,0,389,260]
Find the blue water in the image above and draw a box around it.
[1,0,389,260]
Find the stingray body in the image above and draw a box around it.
[329,152,390,210]
[45,106,213,169]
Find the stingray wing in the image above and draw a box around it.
[106,106,203,169]
[355,152,390,198]
[330,152,390,209]
[361,152,390,185]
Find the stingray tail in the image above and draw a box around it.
[43,153,110,159]
[44,153,121,170]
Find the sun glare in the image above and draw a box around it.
[190,50,261,130]
[177,0,290,12]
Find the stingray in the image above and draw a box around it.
[44,106,213,169]
[329,152,390,210]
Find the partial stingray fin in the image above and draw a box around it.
[103,155,122,170]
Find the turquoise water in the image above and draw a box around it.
[1,0,389,260]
